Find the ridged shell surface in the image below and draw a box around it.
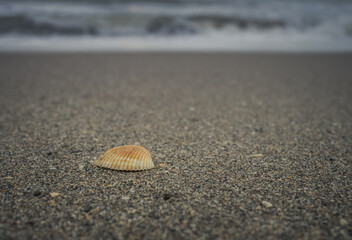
[94,145,154,171]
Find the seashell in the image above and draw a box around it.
[94,145,155,171]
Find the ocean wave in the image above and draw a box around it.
[0,15,97,35]
[188,15,286,30]
[146,15,287,35]
[0,13,290,36]
[0,0,351,50]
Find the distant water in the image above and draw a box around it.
[0,0,352,51]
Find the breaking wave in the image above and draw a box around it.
[0,0,351,51]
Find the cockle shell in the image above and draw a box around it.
[94,145,155,171]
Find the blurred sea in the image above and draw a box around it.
[0,0,351,51]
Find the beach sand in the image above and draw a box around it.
[0,53,351,239]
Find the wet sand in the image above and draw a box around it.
[0,53,351,239]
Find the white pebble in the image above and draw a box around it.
[340,218,348,227]
[262,201,273,208]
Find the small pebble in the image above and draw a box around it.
[33,191,41,197]
[79,164,85,170]
[50,192,60,197]
[121,196,130,201]
[249,154,263,157]
[262,201,273,208]
[163,194,171,200]
[340,218,348,227]
[85,214,92,221]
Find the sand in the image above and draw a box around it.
[0,53,351,239]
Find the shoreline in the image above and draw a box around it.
[1,35,352,53]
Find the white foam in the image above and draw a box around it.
[0,32,351,52]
